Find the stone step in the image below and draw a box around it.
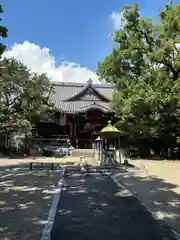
[72,149,96,158]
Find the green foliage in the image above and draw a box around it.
[98,1,180,152]
[0,58,54,134]
[0,5,8,56]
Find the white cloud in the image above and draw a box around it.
[2,41,100,83]
[110,11,124,30]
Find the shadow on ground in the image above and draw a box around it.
[113,166,180,233]
[52,174,171,240]
[0,164,61,240]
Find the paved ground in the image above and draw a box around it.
[122,161,180,232]
[51,173,170,240]
[129,159,180,194]
[0,166,60,240]
[0,156,97,167]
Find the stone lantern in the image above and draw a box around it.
[98,120,121,165]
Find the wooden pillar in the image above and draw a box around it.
[71,115,77,147]
[74,123,76,143]
[98,139,101,161]
[71,121,74,144]
[70,122,73,138]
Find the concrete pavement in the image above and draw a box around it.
[51,173,170,240]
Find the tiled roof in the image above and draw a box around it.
[77,101,111,113]
[54,101,111,113]
[49,80,113,113]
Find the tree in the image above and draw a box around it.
[98,1,180,157]
[0,58,54,135]
[0,5,8,56]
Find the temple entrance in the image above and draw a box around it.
[74,108,114,149]
[76,124,102,149]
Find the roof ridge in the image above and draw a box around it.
[52,81,85,87]
[65,80,110,102]
[51,81,112,88]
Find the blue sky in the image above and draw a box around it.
[1,0,179,83]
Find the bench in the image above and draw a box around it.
[29,162,55,170]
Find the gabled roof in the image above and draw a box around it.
[77,101,111,113]
[66,79,109,102]
[49,79,113,113]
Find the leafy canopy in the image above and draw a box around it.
[98,1,180,148]
[0,58,54,134]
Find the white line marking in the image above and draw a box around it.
[171,229,180,240]
[40,179,63,240]
[111,175,133,196]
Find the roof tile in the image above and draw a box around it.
[49,81,113,113]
